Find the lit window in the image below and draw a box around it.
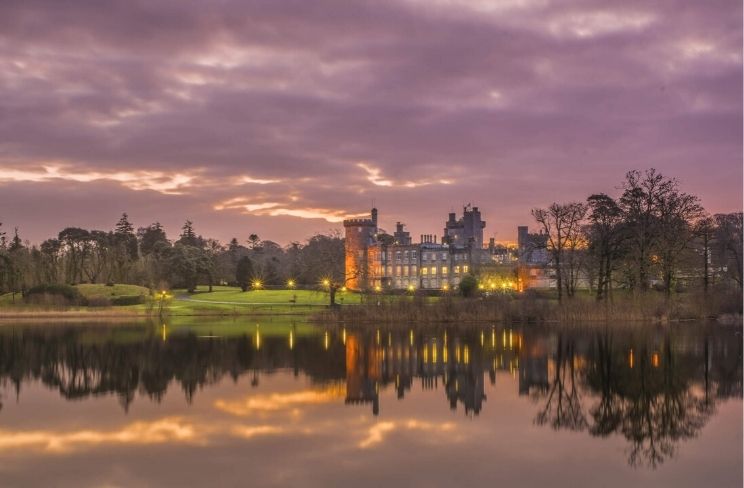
[455,265,460,274]
[403,266,409,276]
[430,266,437,274]
[463,265,469,273]
[411,265,418,274]
[442,266,448,275]
[422,268,428,275]
[396,266,401,275]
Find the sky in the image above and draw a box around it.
[0,0,741,246]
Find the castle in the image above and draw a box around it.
[343,205,492,291]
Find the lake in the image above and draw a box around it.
[0,320,741,487]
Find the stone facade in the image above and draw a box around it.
[344,207,487,291]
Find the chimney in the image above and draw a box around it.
[371,208,378,227]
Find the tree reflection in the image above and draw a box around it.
[0,321,740,470]
[537,327,741,469]
[0,325,341,411]
[534,335,587,431]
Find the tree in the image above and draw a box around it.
[177,220,203,248]
[693,216,716,294]
[58,227,92,284]
[654,184,704,297]
[247,234,261,251]
[619,169,673,292]
[112,213,138,282]
[459,274,478,297]
[138,223,169,256]
[586,194,626,301]
[532,202,588,302]
[166,243,211,293]
[236,256,254,292]
[715,212,743,290]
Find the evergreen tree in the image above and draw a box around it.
[236,256,254,292]
[178,220,203,248]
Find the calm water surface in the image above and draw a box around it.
[0,320,741,487]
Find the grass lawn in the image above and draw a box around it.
[178,286,361,304]
[75,283,150,299]
[1,285,363,317]
[163,286,362,315]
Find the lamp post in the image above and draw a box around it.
[157,290,168,316]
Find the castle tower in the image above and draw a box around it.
[343,208,378,290]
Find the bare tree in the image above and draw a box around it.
[532,202,588,302]
[655,186,704,297]
[714,212,743,290]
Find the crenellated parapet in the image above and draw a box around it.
[343,218,376,227]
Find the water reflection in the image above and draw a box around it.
[0,321,740,470]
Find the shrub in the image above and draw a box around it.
[111,295,145,306]
[459,274,478,297]
[24,284,85,306]
[87,296,113,307]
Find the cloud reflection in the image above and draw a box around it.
[214,386,346,416]
[0,417,200,453]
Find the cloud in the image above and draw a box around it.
[0,0,740,244]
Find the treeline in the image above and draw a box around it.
[0,215,344,296]
[530,169,742,302]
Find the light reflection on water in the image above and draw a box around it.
[0,321,741,487]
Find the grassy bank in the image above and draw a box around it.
[313,290,743,325]
[0,285,357,318]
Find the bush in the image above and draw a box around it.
[459,274,478,297]
[24,284,85,305]
[111,295,145,306]
[87,296,113,307]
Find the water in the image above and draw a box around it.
[0,320,741,487]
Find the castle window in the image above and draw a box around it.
[396,266,401,275]
[403,266,409,276]
[395,251,401,262]
[441,253,447,260]
[411,265,417,274]
[442,266,448,275]
[386,266,392,276]
[411,250,417,260]
[430,266,436,275]
[454,265,460,274]
[463,265,469,273]
[422,268,428,275]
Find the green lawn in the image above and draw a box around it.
[75,283,150,299]
[177,286,361,304]
[1,285,362,317]
[163,286,362,315]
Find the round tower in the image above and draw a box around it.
[343,209,377,290]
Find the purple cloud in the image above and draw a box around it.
[0,0,741,245]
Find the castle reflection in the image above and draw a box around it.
[0,321,740,467]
